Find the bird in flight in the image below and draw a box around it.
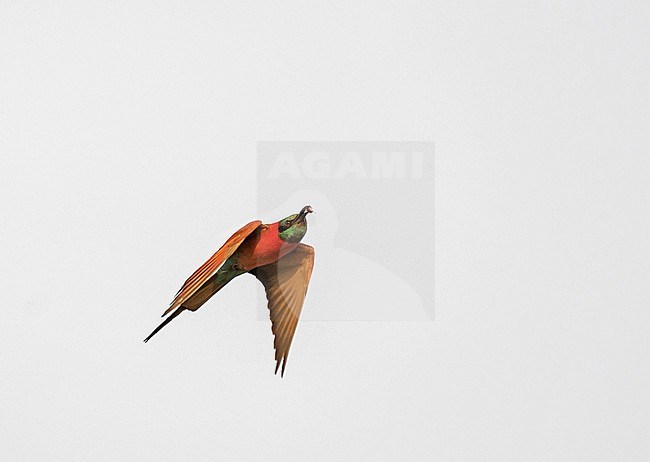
[144,205,315,377]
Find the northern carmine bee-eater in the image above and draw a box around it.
[144,205,314,377]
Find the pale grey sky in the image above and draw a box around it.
[1,1,649,460]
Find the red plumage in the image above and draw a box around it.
[236,221,299,270]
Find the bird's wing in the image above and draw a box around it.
[250,243,315,377]
[162,220,262,316]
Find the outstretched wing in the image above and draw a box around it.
[162,220,262,317]
[250,244,315,377]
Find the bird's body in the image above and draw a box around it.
[144,206,315,376]
[234,221,299,271]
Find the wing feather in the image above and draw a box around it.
[162,220,262,316]
[250,244,315,376]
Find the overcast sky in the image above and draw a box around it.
[1,1,649,460]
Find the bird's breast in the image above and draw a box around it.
[236,222,297,270]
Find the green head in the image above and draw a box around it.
[278,205,313,243]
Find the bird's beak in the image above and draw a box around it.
[294,205,313,223]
